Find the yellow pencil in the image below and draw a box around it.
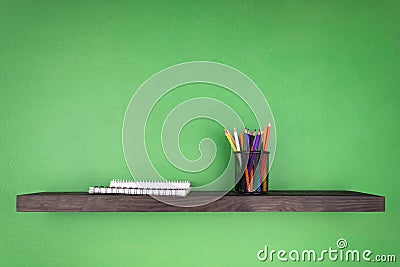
[226,129,235,147]
[224,129,237,152]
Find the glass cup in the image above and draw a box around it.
[234,151,270,193]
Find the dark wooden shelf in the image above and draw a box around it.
[16,190,385,212]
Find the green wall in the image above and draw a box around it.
[1,0,399,266]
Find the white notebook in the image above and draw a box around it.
[89,179,191,197]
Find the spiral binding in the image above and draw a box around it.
[88,180,191,197]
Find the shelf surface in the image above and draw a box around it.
[16,190,385,212]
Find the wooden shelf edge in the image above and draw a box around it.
[16,190,385,212]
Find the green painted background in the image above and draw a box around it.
[1,0,399,266]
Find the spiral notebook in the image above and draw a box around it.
[89,179,191,197]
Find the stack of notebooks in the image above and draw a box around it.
[89,179,191,197]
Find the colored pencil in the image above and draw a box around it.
[224,129,236,152]
[263,122,271,151]
[233,127,240,152]
[239,132,244,151]
[223,125,271,192]
[262,123,271,191]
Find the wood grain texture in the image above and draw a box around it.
[16,191,385,212]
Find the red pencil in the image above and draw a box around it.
[263,122,271,152]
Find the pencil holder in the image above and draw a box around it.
[234,151,270,193]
